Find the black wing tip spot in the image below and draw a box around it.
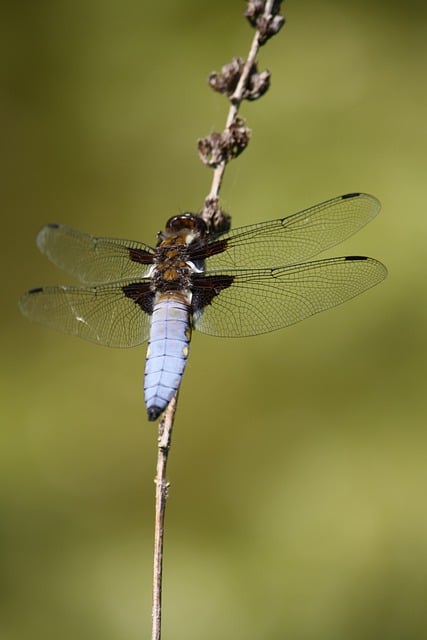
[147,406,163,421]
[44,223,60,229]
[341,192,361,200]
[345,255,368,261]
[28,286,44,294]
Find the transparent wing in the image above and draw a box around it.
[193,256,387,337]
[203,193,381,270]
[19,280,152,347]
[36,224,155,284]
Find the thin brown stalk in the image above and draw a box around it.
[150,2,284,638]
[205,0,280,206]
[151,393,178,640]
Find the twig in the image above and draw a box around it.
[206,4,272,202]
[151,393,178,640]
[199,0,284,233]
[150,3,284,639]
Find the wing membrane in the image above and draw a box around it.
[37,224,155,284]
[19,281,152,347]
[193,256,387,337]
[204,193,381,270]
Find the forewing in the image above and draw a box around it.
[201,193,381,270]
[36,224,155,284]
[19,280,152,347]
[193,257,387,337]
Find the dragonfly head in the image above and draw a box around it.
[159,213,208,245]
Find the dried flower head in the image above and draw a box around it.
[209,58,270,102]
[198,117,251,168]
[200,198,231,235]
[208,58,243,97]
[245,0,285,45]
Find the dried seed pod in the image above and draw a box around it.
[245,67,271,100]
[209,59,270,102]
[198,117,251,168]
[200,198,231,235]
[245,0,285,45]
[208,58,244,97]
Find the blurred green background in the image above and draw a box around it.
[2,1,426,638]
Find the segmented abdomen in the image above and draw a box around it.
[144,294,191,421]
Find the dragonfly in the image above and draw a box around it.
[19,192,387,421]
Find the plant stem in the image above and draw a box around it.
[206,0,277,203]
[151,394,178,640]
[150,3,282,637]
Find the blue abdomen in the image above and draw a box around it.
[144,295,191,421]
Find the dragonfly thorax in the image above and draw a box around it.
[152,237,198,292]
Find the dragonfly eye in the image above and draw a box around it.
[165,213,207,236]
